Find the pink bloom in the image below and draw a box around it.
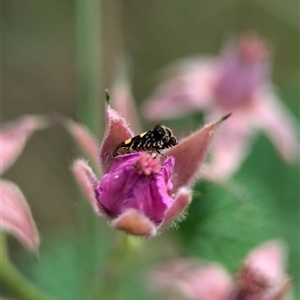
[149,240,292,300]
[0,115,48,250]
[142,35,298,181]
[71,92,228,236]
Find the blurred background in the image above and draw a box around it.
[2,1,299,299]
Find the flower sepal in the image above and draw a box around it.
[111,209,157,237]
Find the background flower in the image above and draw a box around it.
[1,115,50,175]
[0,115,49,251]
[142,35,298,181]
[1,180,39,251]
[149,240,291,300]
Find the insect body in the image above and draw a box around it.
[113,124,178,158]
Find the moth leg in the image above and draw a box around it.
[156,149,165,156]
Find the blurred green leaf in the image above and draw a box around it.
[177,177,277,272]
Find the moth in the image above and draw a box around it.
[113,124,178,158]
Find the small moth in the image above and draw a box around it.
[113,124,178,158]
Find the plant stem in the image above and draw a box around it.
[75,0,102,136]
[0,235,55,300]
[75,0,103,299]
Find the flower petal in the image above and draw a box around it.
[111,208,157,236]
[0,115,50,175]
[214,35,270,108]
[142,57,216,120]
[63,117,100,167]
[251,88,298,163]
[72,159,110,217]
[150,259,232,300]
[97,153,174,224]
[160,188,192,227]
[178,264,232,300]
[0,180,39,251]
[99,105,134,174]
[165,116,230,192]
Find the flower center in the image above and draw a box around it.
[239,36,268,63]
[134,152,162,176]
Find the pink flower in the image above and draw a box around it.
[0,115,49,250]
[142,35,298,181]
[150,240,292,300]
[71,92,228,236]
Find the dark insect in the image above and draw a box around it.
[113,124,178,158]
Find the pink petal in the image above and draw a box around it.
[165,115,230,192]
[244,240,286,287]
[0,180,39,251]
[182,264,233,300]
[213,35,270,109]
[97,153,174,224]
[142,57,216,120]
[99,104,134,174]
[251,89,298,163]
[72,159,109,217]
[150,259,232,300]
[160,188,192,226]
[63,117,100,168]
[0,115,50,175]
[111,208,157,237]
[201,111,253,182]
[111,77,142,134]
